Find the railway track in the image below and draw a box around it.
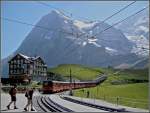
[47,96,74,112]
[33,96,73,112]
[33,96,50,112]
[60,96,128,112]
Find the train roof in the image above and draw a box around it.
[43,74,107,84]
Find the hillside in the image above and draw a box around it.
[48,64,104,80]
[48,64,148,84]
[48,64,148,109]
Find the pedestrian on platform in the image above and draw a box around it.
[7,84,18,109]
[24,88,35,111]
[87,90,90,98]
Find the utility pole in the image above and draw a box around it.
[69,68,73,96]
[97,86,99,97]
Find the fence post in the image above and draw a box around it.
[93,94,95,104]
[117,96,119,106]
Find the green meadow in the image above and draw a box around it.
[48,64,149,109]
[74,83,148,109]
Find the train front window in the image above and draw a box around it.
[43,81,53,86]
[43,81,48,86]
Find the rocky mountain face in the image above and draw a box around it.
[116,9,149,57]
[2,10,149,77]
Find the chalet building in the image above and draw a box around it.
[8,53,47,83]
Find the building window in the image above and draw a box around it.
[18,60,20,64]
[11,70,13,74]
[16,70,18,73]
[10,65,13,68]
[21,59,23,64]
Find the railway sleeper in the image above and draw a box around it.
[36,96,50,112]
[32,97,43,112]
[61,96,128,112]
[41,96,61,112]
[47,96,74,112]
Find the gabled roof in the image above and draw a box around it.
[8,53,46,65]
[18,53,32,61]
[8,53,32,63]
[33,56,46,64]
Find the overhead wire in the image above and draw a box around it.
[35,1,139,61]
[62,6,148,58]
[2,2,148,65]
[36,1,91,21]
[77,1,137,38]
[93,6,148,37]
[35,1,91,60]
[61,1,137,56]
[0,17,75,36]
[36,1,72,17]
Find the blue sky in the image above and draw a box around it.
[1,1,148,59]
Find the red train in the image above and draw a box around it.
[42,75,107,94]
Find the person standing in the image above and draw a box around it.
[24,88,35,111]
[87,90,90,98]
[7,84,18,109]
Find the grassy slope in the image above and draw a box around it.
[74,83,148,109]
[48,64,149,109]
[48,64,103,80]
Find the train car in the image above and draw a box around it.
[43,81,53,93]
[42,75,107,94]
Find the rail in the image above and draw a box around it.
[35,96,49,112]
[47,96,74,112]
[60,96,128,112]
[33,96,73,112]
[41,96,62,112]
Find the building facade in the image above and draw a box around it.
[8,53,47,83]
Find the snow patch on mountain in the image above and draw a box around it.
[134,16,149,26]
[51,10,70,20]
[64,20,68,24]
[82,41,87,46]
[126,35,149,57]
[135,26,149,33]
[88,41,101,47]
[116,9,149,57]
[44,36,52,40]
[105,47,118,55]
[87,38,101,47]
[44,31,53,40]
[88,38,98,42]
[73,20,97,30]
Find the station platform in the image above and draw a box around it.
[1,93,38,112]
[1,93,149,112]
[49,94,107,112]
[61,95,149,112]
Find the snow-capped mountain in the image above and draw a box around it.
[127,35,149,57]
[2,10,148,77]
[116,8,149,57]
[16,10,133,56]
